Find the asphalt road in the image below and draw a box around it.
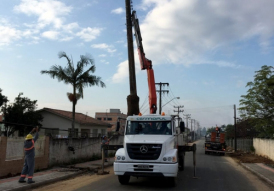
[75,140,272,191]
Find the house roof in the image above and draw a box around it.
[40,108,111,127]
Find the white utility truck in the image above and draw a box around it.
[114,113,189,186]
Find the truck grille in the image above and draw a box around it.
[126,144,162,160]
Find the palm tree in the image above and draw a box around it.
[41,51,106,137]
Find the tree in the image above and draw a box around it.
[225,124,235,139]
[41,52,106,137]
[239,65,274,137]
[1,93,43,137]
[0,88,8,108]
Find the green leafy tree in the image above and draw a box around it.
[225,124,235,139]
[0,88,8,108]
[41,52,106,137]
[1,93,43,137]
[239,65,274,137]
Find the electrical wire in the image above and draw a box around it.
[140,92,148,110]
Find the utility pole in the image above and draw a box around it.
[191,119,193,142]
[183,114,191,142]
[174,106,184,127]
[156,82,169,114]
[234,104,237,152]
[183,114,191,131]
[194,120,197,141]
[125,0,139,116]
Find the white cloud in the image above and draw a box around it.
[41,30,59,40]
[99,54,106,57]
[137,0,274,66]
[0,25,21,46]
[76,27,102,42]
[111,7,124,14]
[91,43,116,53]
[14,0,72,29]
[112,60,128,83]
[60,36,73,41]
[62,22,79,33]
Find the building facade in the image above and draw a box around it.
[39,108,111,138]
[95,109,127,134]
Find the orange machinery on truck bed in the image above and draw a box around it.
[132,10,157,114]
[205,127,226,156]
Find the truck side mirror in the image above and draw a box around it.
[179,121,185,133]
[116,122,120,132]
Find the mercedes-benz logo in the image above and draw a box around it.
[140,145,148,153]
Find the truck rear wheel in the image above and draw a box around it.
[118,175,130,185]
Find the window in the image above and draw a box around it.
[68,128,79,137]
[45,128,60,137]
[97,118,102,120]
[126,121,172,135]
[101,129,106,136]
[107,118,112,121]
[92,129,98,137]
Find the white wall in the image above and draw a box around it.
[6,136,46,160]
[254,138,274,161]
[49,135,124,166]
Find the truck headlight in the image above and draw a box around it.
[115,155,126,161]
[162,156,177,163]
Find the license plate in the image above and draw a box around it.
[138,165,149,169]
[206,144,210,147]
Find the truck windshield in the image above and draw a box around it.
[125,121,172,135]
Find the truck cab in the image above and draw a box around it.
[114,113,185,185]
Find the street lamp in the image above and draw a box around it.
[161,97,180,111]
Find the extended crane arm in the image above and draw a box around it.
[132,11,157,114]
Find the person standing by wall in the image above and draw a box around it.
[18,126,39,184]
[101,135,109,162]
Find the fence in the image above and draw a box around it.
[226,138,253,152]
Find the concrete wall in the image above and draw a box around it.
[5,137,45,160]
[254,138,274,161]
[0,136,49,177]
[49,135,124,166]
[0,135,124,177]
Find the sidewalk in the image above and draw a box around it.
[0,158,114,191]
[241,163,274,187]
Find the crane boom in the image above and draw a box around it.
[132,11,157,114]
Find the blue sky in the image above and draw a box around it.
[1,0,274,129]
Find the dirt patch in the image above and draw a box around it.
[225,146,274,165]
[227,152,274,164]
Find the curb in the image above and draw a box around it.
[241,163,274,188]
[5,163,114,191]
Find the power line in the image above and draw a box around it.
[140,92,148,110]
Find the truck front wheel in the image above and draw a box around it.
[166,177,176,187]
[118,175,130,185]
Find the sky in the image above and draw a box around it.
[1,0,274,129]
